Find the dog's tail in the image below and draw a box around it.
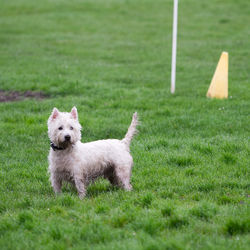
[122,112,139,148]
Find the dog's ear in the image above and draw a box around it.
[70,106,78,120]
[51,107,59,120]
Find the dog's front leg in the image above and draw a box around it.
[74,177,86,199]
[50,172,62,194]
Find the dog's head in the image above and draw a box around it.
[48,107,82,148]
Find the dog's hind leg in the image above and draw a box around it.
[115,165,133,191]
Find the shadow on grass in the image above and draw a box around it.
[60,180,119,199]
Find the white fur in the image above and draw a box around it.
[48,107,138,199]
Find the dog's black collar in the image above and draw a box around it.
[50,141,64,151]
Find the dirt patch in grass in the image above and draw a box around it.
[0,90,47,102]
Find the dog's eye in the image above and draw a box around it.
[70,126,73,130]
[58,126,63,130]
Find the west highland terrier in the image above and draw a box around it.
[48,107,138,199]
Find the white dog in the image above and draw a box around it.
[48,107,138,199]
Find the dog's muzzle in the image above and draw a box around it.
[64,135,71,142]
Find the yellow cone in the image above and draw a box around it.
[207,52,228,99]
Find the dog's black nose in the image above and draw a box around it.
[65,135,71,141]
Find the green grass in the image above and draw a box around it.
[0,0,249,249]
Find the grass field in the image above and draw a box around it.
[0,0,249,249]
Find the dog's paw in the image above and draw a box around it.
[78,192,86,200]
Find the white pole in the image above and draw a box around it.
[171,0,178,94]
